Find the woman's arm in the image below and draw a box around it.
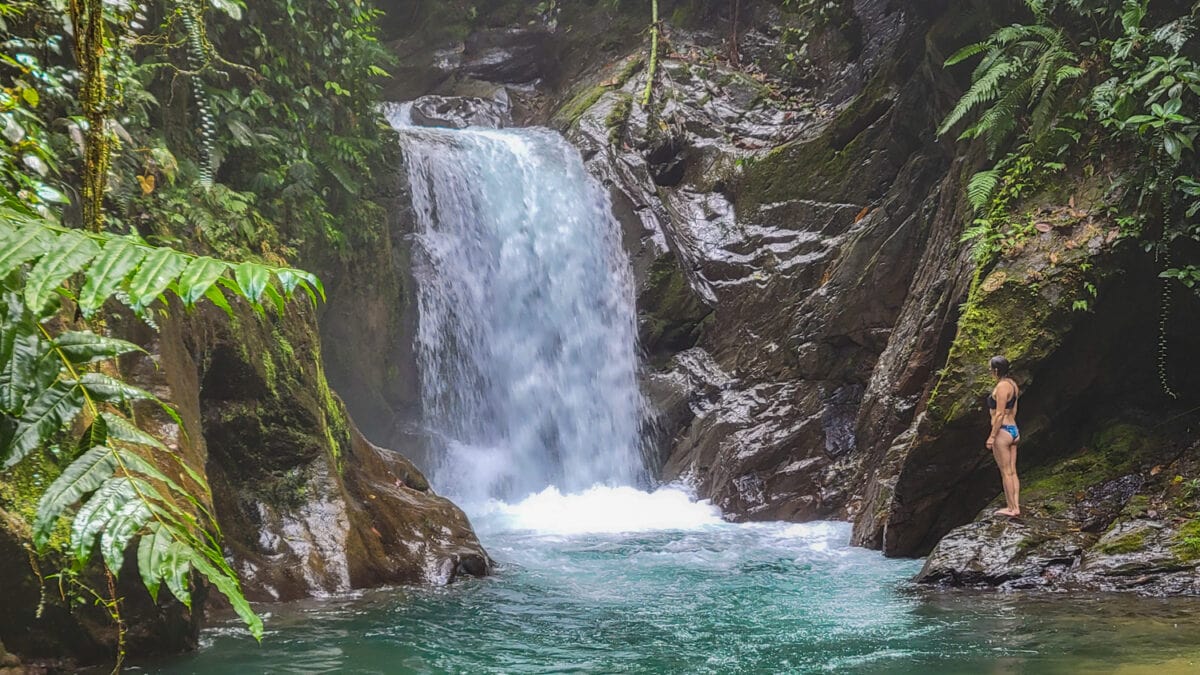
[986,383,1011,449]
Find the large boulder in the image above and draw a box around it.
[171,301,491,602]
[409,94,512,129]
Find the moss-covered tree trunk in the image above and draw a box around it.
[69,0,111,233]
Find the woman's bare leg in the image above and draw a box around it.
[994,432,1019,516]
[1008,443,1020,515]
[992,439,1015,515]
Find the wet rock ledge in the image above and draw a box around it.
[918,421,1200,596]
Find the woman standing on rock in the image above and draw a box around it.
[987,355,1021,517]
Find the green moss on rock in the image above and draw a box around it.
[925,216,1114,430]
[1171,520,1200,562]
[734,70,898,209]
[1096,530,1147,555]
[551,56,643,130]
[606,93,633,146]
[0,450,69,554]
[638,253,712,362]
[1021,422,1151,505]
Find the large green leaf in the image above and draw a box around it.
[137,522,172,602]
[54,330,145,364]
[177,257,229,306]
[33,445,117,549]
[203,284,234,319]
[101,411,167,451]
[76,414,109,453]
[0,293,40,414]
[127,246,188,311]
[24,230,101,312]
[0,301,17,412]
[189,546,265,640]
[0,223,50,276]
[78,236,147,317]
[234,261,270,303]
[75,371,159,404]
[76,373,184,427]
[6,380,84,468]
[116,448,202,514]
[0,329,57,418]
[161,540,193,608]
[102,412,211,497]
[262,283,286,315]
[69,477,137,564]
[100,498,153,574]
[276,269,324,305]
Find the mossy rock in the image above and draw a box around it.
[1171,520,1200,562]
[733,65,907,209]
[1021,422,1152,504]
[0,449,69,554]
[1096,530,1147,555]
[551,56,643,130]
[637,253,712,363]
[925,217,1116,430]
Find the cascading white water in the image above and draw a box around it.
[390,109,647,502]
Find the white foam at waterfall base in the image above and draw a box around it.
[472,485,724,535]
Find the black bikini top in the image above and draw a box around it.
[987,380,1019,410]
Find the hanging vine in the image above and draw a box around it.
[177,2,217,187]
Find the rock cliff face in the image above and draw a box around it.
[352,0,1200,596]
[173,303,490,601]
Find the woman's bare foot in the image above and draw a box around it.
[995,508,1017,517]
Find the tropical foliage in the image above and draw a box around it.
[0,208,323,644]
[1,0,375,653]
[940,0,1199,394]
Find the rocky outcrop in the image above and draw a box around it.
[541,0,979,524]
[165,302,491,602]
[918,421,1200,595]
[410,94,512,129]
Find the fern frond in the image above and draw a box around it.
[1,207,324,642]
[967,170,1001,212]
[939,60,1016,135]
[945,41,990,66]
[1054,64,1085,86]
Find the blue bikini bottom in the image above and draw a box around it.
[1000,424,1020,441]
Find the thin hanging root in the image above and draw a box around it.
[179,2,215,187]
[1158,258,1179,400]
[1156,152,1179,400]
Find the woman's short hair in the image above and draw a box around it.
[990,355,1011,376]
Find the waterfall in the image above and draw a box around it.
[390,109,647,502]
